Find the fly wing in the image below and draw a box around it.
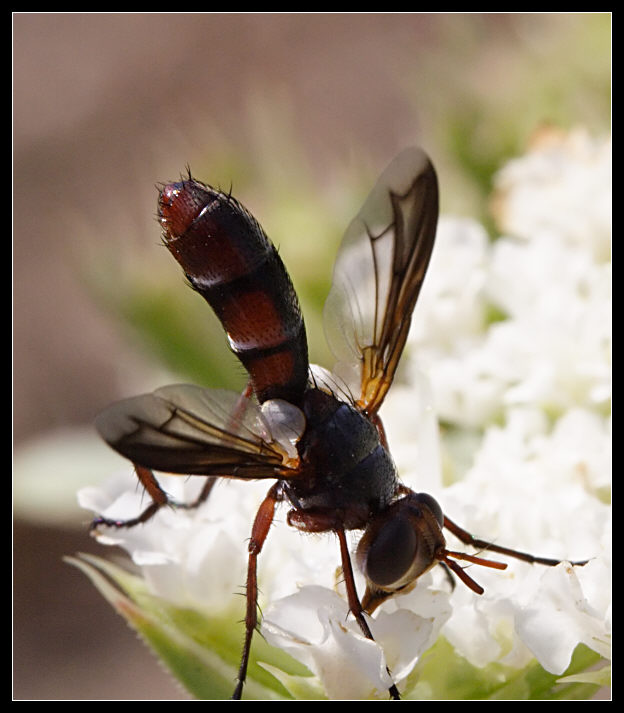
[323,147,439,415]
[95,384,301,477]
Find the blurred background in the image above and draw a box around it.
[13,13,611,700]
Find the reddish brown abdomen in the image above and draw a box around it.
[158,178,309,405]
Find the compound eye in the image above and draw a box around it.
[413,492,444,527]
[363,515,418,588]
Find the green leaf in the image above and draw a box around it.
[66,554,308,700]
[258,663,326,700]
[403,637,604,700]
[558,663,611,688]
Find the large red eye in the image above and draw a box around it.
[364,515,418,588]
[357,493,446,591]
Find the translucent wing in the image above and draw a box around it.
[95,384,303,477]
[324,147,439,415]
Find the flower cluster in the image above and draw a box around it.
[388,126,611,682]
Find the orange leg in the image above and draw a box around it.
[232,482,283,700]
[90,464,169,529]
[443,515,589,567]
[336,529,401,700]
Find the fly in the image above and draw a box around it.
[93,148,588,700]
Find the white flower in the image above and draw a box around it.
[79,472,256,611]
[398,128,611,685]
[408,131,611,429]
[492,126,611,261]
[261,585,450,699]
[437,409,610,674]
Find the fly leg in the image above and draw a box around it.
[443,515,589,567]
[232,482,282,700]
[90,464,170,529]
[91,468,219,530]
[173,476,218,512]
[336,529,401,701]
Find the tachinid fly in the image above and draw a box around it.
[93,148,587,700]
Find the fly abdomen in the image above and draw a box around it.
[158,177,309,405]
